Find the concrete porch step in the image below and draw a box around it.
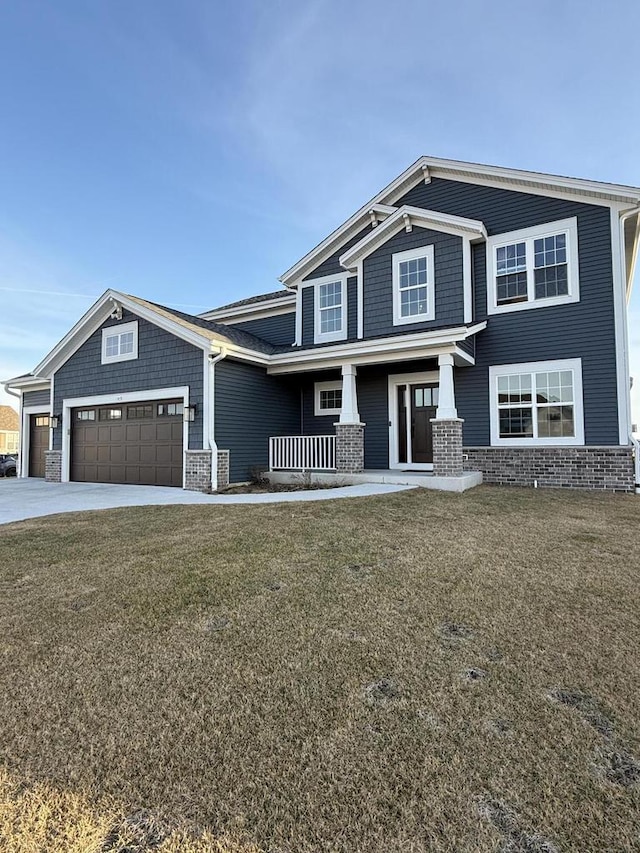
[267,469,482,493]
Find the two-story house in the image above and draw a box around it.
[5,156,640,492]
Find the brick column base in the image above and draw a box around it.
[216,450,230,490]
[184,450,212,493]
[335,423,365,474]
[431,418,464,477]
[44,450,62,482]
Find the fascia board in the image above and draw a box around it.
[339,206,487,270]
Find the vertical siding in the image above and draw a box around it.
[22,389,51,408]
[363,228,463,338]
[231,312,295,347]
[53,310,205,451]
[215,359,300,482]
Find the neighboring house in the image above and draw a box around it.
[4,156,640,492]
[0,405,19,455]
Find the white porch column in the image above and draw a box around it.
[435,353,458,420]
[339,363,361,424]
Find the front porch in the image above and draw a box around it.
[267,352,482,492]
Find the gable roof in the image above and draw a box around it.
[0,405,18,431]
[279,155,640,287]
[339,206,487,271]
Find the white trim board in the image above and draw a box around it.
[60,386,190,486]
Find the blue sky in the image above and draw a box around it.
[1,0,640,420]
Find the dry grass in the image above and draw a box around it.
[0,486,639,852]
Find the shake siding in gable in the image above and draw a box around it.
[52,310,205,451]
[231,312,295,347]
[214,359,300,482]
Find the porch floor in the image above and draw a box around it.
[267,469,483,493]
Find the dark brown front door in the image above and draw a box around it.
[71,400,184,487]
[29,414,50,477]
[410,384,438,464]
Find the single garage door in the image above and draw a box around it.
[29,414,50,477]
[71,399,184,487]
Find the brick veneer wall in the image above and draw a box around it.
[217,450,230,489]
[335,423,365,473]
[44,450,62,482]
[432,419,464,477]
[463,446,634,491]
[184,449,212,492]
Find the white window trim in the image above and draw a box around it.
[489,358,584,447]
[314,380,342,416]
[313,273,348,344]
[101,321,139,364]
[392,245,435,326]
[486,218,579,315]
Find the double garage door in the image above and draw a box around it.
[71,399,184,487]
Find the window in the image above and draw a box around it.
[487,218,579,314]
[157,402,184,417]
[127,404,153,419]
[392,246,435,326]
[489,359,584,446]
[313,275,348,343]
[34,416,50,427]
[101,321,139,364]
[99,408,123,420]
[76,410,96,421]
[314,381,343,416]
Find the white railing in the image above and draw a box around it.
[269,435,336,471]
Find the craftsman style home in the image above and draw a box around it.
[5,156,640,492]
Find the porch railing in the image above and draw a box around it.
[269,435,336,472]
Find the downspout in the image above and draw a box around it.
[208,348,227,491]
[618,207,640,493]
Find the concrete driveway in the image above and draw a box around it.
[0,478,414,526]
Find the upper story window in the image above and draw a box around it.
[487,218,579,314]
[392,245,435,326]
[489,358,584,447]
[101,321,139,365]
[313,274,348,343]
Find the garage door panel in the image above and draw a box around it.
[71,399,183,487]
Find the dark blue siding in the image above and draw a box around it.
[232,312,295,347]
[215,359,300,482]
[23,389,50,408]
[363,228,463,338]
[53,310,205,450]
[303,225,372,281]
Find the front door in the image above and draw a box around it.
[29,414,50,477]
[393,379,439,468]
[410,384,438,463]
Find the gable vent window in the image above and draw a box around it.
[488,218,578,314]
[392,246,435,326]
[101,321,139,365]
[313,275,348,343]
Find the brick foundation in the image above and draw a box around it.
[431,419,464,477]
[44,450,62,482]
[217,449,230,490]
[463,446,634,491]
[335,423,365,474]
[184,450,212,493]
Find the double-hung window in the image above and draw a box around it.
[392,245,435,326]
[487,218,579,314]
[313,274,348,343]
[489,359,584,446]
[101,321,139,364]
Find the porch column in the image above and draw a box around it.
[431,353,464,477]
[335,364,365,473]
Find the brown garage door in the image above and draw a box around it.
[71,399,184,487]
[29,414,50,478]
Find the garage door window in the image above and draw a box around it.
[127,404,153,419]
[76,410,96,421]
[157,402,184,417]
[99,408,122,420]
[34,416,50,427]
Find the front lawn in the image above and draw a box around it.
[0,487,638,852]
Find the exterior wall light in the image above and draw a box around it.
[51,415,61,429]
[184,404,196,423]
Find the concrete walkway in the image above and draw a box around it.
[0,478,415,526]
